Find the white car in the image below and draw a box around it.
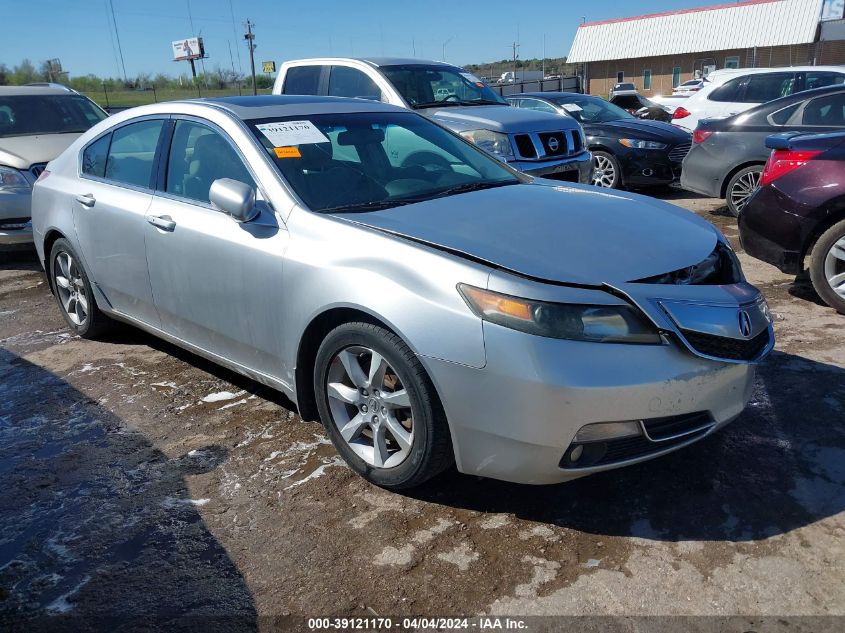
[673,79,704,96]
[671,66,845,131]
[609,82,638,98]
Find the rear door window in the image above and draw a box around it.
[708,77,744,102]
[804,72,845,91]
[517,98,557,114]
[282,65,323,95]
[801,93,845,127]
[103,119,165,189]
[742,73,796,103]
[328,66,383,100]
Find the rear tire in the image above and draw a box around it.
[725,165,762,217]
[49,238,111,338]
[809,219,845,314]
[314,322,453,489]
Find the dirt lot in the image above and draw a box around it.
[1,192,843,631]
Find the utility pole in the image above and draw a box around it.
[244,19,257,95]
[511,41,520,83]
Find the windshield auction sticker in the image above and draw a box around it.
[274,146,302,159]
[257,121,329,146]
[561,103,583,112]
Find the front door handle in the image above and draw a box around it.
[75,193,96,208]
[147,215,176,231]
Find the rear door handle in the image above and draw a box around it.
[75,194,96,208]
[147,215,176,231]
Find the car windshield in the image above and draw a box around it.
[379,64,507,108]
[0,94,107,138]
[247,111,520,213]
[549,96,634,123]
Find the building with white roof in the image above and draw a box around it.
[567,0,845,96]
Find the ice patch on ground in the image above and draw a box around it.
[219,398,248,410]
[201,390,246,403]
[162,497,210,508]
[45,575,91,614]
[436,542,479,571]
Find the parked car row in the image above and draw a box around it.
[506,92,689,189]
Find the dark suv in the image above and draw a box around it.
[739,130,845,313]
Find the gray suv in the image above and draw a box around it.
[273,58,592,182]
[0,86,107,250]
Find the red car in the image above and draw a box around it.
[739,131,845,313]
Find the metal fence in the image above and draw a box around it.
[490,76,582,97]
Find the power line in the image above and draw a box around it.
[229,0,244,75]
[108,0,128,81]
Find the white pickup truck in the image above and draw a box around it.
[272,57,592,183]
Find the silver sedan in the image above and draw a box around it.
[31,96,774,488]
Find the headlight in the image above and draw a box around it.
[459,130,514,159]
[457,284,661,344]
[0,166,30,191]
[618,138,667,150]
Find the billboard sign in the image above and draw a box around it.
[172,37,204,61]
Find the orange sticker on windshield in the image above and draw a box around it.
[274,146,301,158]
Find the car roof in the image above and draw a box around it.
[285,57,457,69]
[0,86,78,96]
[195,94,410,119]
[508,92,584,99]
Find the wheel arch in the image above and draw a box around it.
[294,306,422,422]
[800,195,845,264]
[42,228,68,291]
[720,161,766,199]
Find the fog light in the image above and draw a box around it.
[561,442,607,468]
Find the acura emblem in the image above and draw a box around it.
[738,310,753,338]
[547,137,560,152]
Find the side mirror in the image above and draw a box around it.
[209,178,257,223]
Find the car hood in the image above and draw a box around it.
[419,104,579,134]
[332,182,718,286]
[586,118,691,142]
[0,133,80,170]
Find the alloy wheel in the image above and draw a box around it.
[325,345,415,468]
[53,251,88,326]
[591,154,616,188]
[824,235,845,299]
[729,170,760,214]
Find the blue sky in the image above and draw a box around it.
[2,0,724,79]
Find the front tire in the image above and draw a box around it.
[591,151,620,189]
[725,165,762,217]
[809,219,845,314]
[49,238,111,338]
[314,322,453,489]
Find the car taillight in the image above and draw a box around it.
[692,129,712,144]
[759,149,823,187]
[672,106,690,120]
[35,169,50,183]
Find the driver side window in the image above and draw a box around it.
[165,120,255,204]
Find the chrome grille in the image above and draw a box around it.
[29,163,48,179]
[679,328,771,362]
[513,130,584,161]
[668,142,691,162]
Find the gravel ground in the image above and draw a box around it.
[0,192,843,631]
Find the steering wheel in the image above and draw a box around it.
[443,95,460,102]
